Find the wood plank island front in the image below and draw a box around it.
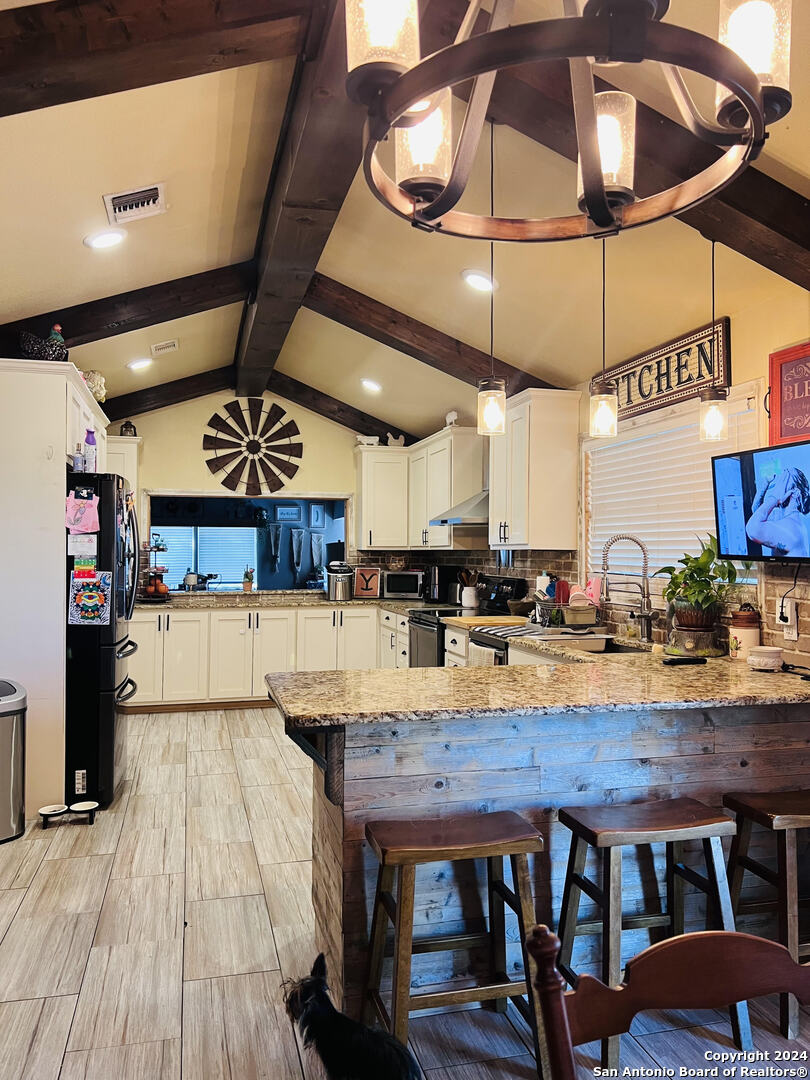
[266,654,810,1011]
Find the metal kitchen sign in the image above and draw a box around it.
[591,318,731,421]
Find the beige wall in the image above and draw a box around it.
[116,389,358,496]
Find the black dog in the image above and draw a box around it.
[283,954,421,1080]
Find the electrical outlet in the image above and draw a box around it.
[779,598,798,642]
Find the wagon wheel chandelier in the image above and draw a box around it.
[344,0,793,242]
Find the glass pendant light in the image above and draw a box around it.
[717,0,793,125]
[395,89,453,199]
[589,239,619,439]
[577,91,637,212]
[345,0,420,102]
[699,241,729,443]
[477,123,507,437]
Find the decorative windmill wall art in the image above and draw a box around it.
[203,398,304,496]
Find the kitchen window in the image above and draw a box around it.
[582,383,763,581]
[158,526,258,589]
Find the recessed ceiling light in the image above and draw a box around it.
[83,228,127,250]
[127,358,152,371]
[461,269,497,293]
[361,378,382,394]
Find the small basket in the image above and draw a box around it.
[563,605,598,627]
[535,600,598,628]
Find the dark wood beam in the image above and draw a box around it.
[422,0,810,292]
[103,360,417,443]
[0,262,256,354]
[104,366,236,422]
[267,371,418,444]
[303,273,555,394]
[235,0,366,395]
[0,0,311,116]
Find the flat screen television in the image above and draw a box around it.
[712,437,810,561]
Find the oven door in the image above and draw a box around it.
[408,619,441,667]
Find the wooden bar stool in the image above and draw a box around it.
[362,811,548,1074]
[724,790,810,1040]
[556,797,752,1069]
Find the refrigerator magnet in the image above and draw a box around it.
[69,571,111,625]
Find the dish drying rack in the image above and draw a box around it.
[533,598,601,629]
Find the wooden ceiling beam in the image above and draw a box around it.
[422,0,810,292]
[0,0,311,116]
[104,366,236,422]
[302,273,556,394]
[234,0,366,395]
[0,262,256,354]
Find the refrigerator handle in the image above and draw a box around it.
[116,640,138,659]
[125,504,141,621]
[116,677,138,703]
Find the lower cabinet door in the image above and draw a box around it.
[209,611,253,701]
[162,611,210,702]
[396,632,410,668]
[337,608,378,670]
[252,609,297,695]
[379,628,397,670]
[128,612,164,704]
[296,609,338,672]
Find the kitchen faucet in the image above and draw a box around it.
[600,534,657,643]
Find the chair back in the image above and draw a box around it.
[528,925,810,1080]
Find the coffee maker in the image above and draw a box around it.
[420,565,465,605]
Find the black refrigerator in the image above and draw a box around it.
[66,472,140,808]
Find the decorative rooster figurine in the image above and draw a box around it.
[19,322,68,363]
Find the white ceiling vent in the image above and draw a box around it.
[150,339,178,357]
[103,183,167,225]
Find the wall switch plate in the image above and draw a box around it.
[780,598,798,642]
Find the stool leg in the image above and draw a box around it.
[557,835,587,984]
[391,865,415,1049]
[362,864,394,1026]
[665,841,684,937]
[703,836,753,1052]
[511,852,551,1080]
[487,856,508,1014]
[601,846,623,1071]
[777,829,800,1041]
[727,813,752,915]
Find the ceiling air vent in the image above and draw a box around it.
[103,183,167,225]
[150,339,178,357]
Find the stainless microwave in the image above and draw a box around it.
[382,570,424,599]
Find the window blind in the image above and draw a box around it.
[585,396,760,578]
[159,526,195,589]
[198,527,258,587]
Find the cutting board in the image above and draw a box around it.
[442,616,530,629]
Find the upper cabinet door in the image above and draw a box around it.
[296,609,338,672]
[507,401,530,546]
[427,441,452,548]
[162,611,210,702]
[252,609,297,696]
[358,451,409,549]
[209,610,253,701]
[488,427,509,547]
[408,449,428,548]
[337,608,378,670]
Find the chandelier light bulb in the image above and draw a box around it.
[477,377,507,436]
[345,0,419,101]
[717,0,792,124]
[699,388,730,442]
[577,91,637,211]
[589,383,619,439]
[395,89,453,199]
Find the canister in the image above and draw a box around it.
[729,607,761,661]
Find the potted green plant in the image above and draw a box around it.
[242,566,255,593]
[656,535,738,630]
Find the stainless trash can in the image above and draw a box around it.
[0,680,25,843]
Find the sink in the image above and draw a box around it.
[603,640,650,655]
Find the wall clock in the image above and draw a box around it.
[202,398,303,495]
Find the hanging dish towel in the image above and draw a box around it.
[291,529,305,586]
[268,524,282,571]
[469,643,497,666]
[311,532,325,570]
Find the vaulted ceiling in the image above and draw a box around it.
[1,0,808,440]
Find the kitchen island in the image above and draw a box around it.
[267,654,810,1010]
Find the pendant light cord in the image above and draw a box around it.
[602,238,607,378]
[489,120,495,379]
[711,239,717,388]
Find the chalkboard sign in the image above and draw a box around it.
[769,340,810,445]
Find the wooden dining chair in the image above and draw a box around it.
[528,925,810,1080]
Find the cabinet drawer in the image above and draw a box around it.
[444,656,466,668]
[397,615,409,634]
[444,630,468,660]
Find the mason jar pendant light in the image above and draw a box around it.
[395,88,454,199]
[699,241,729,443]
[717,0,793,125]
[344,0,420,105]
[589,239,619,439]
[477,123,506,437]
[577,91,638,212]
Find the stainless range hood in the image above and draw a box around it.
[429,490,489,527]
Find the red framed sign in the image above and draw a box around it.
[769,340,810,445]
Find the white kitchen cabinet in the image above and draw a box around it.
[396,633,410,668]
[337,608,378,670]
[489,388,581,550]
[209,611,253,701]
[297,608,339,672]
[252,609,296,693]
[162,611,210,702]
[355,448,409,549]
[407,427,485,551]
[128,611,165,704]
[297,607,378,671]
[444,627,469,666]
[380,627,397,669]
[509,645,560,667]
[408,449,428,548]
[106,435,141,492]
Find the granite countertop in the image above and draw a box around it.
[507,633,655,664]
[134,592,424,615]
[266,650,810,728]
